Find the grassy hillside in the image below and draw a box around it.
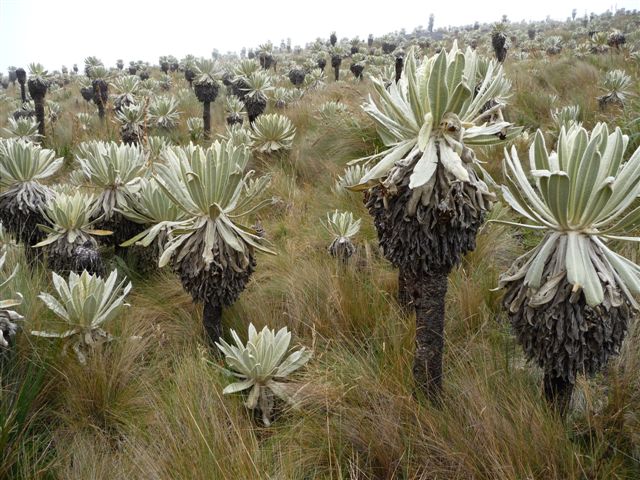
[1,9,640,479]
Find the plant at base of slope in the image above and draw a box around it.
[249,113,296,154]
[322,210,361,262]
[0,252,22,349]
[31,270,131,365]
[497,123,640,415]
[34,191,111,275]
[215,323,312,426]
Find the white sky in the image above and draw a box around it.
[1,0,638,71]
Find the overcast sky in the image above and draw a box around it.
[1,0,638,71]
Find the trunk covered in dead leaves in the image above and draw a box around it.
[411,267,449,400]
[203,299,223,347]
[543,373,573,417]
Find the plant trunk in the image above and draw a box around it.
[543,372,573,417]
[334,66,339,82]
[33,96,45,139]
[412,268,448,401]
[398,268,411,310]
[202,100,211,139]
[19,83,26,103]
[395,57,403,83]
[203,299,222,347]
[97,101,105,120]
